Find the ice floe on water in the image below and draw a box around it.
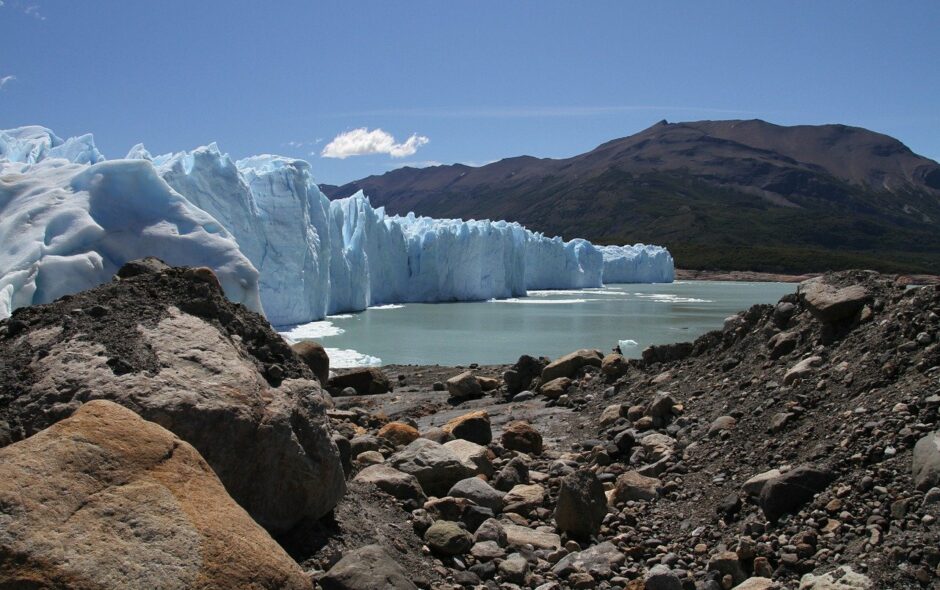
[326,313,354,319]
[493,298,592,304]
[526,289,627,297]
[369,304,405,310]
[633,293,713,303]
[326,348,382,368]
[278,320,344,340]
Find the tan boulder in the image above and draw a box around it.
[541,349,603,382]
[377,422,421,447]
[601,353,628,378]
[441,410,492,445]
[292,340,330,384]
[0,400,311,589]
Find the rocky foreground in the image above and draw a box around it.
[0,263,938,589]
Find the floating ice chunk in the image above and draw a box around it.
[326,348,382,368]
[279,320,345,340]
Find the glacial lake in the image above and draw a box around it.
[279,281,796,367]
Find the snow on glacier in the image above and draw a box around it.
[1,126,674,323]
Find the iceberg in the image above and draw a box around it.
[1,126,674,323]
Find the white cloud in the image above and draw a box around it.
[24,4,44,19]
[321,128,429,159]
[0,75,15,90]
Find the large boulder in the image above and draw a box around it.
[798,279,870,323]
[449,477,504,513]
[759,465,835,522]
[377,422,421,447]
[330,367,391,395]
[0,266,344,534]
[446,371,483,400]
[501,420,544,455]
[503,355,546,396]
[913,431,940,491]
[292,340,330,384]
[441,410,492,445]
[443,438,494,477]
[541,349,603,382]
[320,544,417,590]
[424,521,472,556]
[389,438,472,496]
[0,400,312,589]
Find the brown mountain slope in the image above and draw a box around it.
[322,120,940,274]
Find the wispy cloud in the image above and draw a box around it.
[0,75,16,90]
[321,128,429,159]
[0,1,47,20]
[283,138,323,150]
[23,3,44,19]
[334,105,755,119]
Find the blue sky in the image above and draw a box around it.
[1,1,938,185]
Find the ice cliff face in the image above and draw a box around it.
[0,130,262,318]
[600,244,675,283]
[0,127,674,323]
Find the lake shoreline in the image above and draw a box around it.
[675,268,940,285]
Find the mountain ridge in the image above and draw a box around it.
[321,119,940,274]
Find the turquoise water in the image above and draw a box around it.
[280,281,795,367]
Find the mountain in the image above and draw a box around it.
[321,120,940,274]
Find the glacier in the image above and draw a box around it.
[0,126,674,324]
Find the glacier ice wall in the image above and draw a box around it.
[1,126,674,323]
[0,136,263,318]
[600,244,675,283]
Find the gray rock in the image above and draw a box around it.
[449,477,504,513]
[321,544,417,590]
[798,566,873,589]
[644,564,683,590]
[502,523,561,550]
[446,370,483,399]
[389,438,472,496]
[742,469,782,497]
[784,356,823,385]
[443,438,494,477]
[498,553,529,584]
[474,518,508,546]
[611,471,660,503]
[6,307,344,534]
[424,520,472,555]
[552,541,625,578]
[554,470,608,537]
[645,392,676,419]
[640,432,677,462]
[354,464,427,503]
[708,415,737,436]
[502,483,545,515]
[799,279,870,323]
[470,540,505,561]
[759,465,835,522]
[913,431,940,491]
[494,456,530,491]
